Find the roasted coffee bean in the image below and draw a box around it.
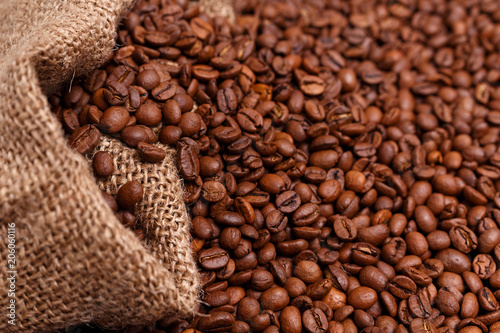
[121,126,149,147]
[198,248,229,270]
[197,311,234,332]
[99,106,130,133]
[348,287,378,310]
[116,180,143,209]
[137,142,166,162]
[68,124,101,154]
[92,151,114,177]
[275,191,301,213]
[151,81,176,101]
[302,307,328,333]
[101,191,118,212]
[436,290,460,316]
[300,76,325,96]
[135,103,162,127]
[280,306,302,333]
[435,249,471,274]
[333,215,357,241]
[260,287,290,311]
[293,260,322,284]
[478,287,499,312]
[136,69,160,90]
[388,276,417,300]
[472,254,496,280]
[176,139,200,181]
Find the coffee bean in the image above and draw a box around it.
[68,124,101,154]
[449,226,478,254]
[280,306,302,333]
[137,142,166,162]
[461,292,479,319]
[348,286,378,310]
[333,215,357,241]
[300,76,325,96]
[116,180,143,209]
[198,248,229,270]
[292,260,321,285]
[99,106,130,133]
[101,191,118,212]
[388,275,417,300]
[197,311,234,332]
[435,248,471,274]
[135,103,162,127]
[260,287,290,311]
[151,81,176,101]
[275,190,301,213]
[176,139,200,181]
[136,69,160,90]
[302,307,328,333]
[93,151,114,177]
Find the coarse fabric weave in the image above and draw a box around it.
[0,0,240,331]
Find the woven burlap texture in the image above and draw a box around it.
[0,0,201,332]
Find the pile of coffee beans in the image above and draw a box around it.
[50,0,500,332]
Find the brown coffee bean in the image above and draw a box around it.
[193,64,220,81]
[461,292,479,319]
[68,124,101,154]
[135,103,162,127]
[260,173,286,194]
[120,126,148,147]
[198,247,229,270]
[300,76,325,96]
[413,206,437,234]
[449,226,478,254]
[265,210,288,233]
[116,180,143,209]
[101,191,118,212]
[472,254,496,280]
[137,142,166,163]
[176,139,200,181]
[293,260,322,284]
[275,191,301,213]
[237,297,260,321]
[251,269,274,291]
[409,318,437,333]
[359,266,389,293]
[348,287,378,310]
[99,106,130,134]
[478,287,499,312]
[435,290,460,317]
[202,181,227,203]
[260,287,290,311]
[197,311,234,332]
[280,306,302,333]
[331,216,357,241]
[151,81,176,101]
[191,216,213,240]
[388,275,417,300]
[92,151,114,177]
[435,249,471,274]
[159,125,182,146]
[215,211,245,227]
[302,307,328,333]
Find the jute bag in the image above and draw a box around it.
[0,0,230,331]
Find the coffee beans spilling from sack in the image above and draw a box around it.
[50,0,500,331]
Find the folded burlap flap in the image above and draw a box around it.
[0,0,218,331]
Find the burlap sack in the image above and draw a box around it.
[0,0,238,331]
